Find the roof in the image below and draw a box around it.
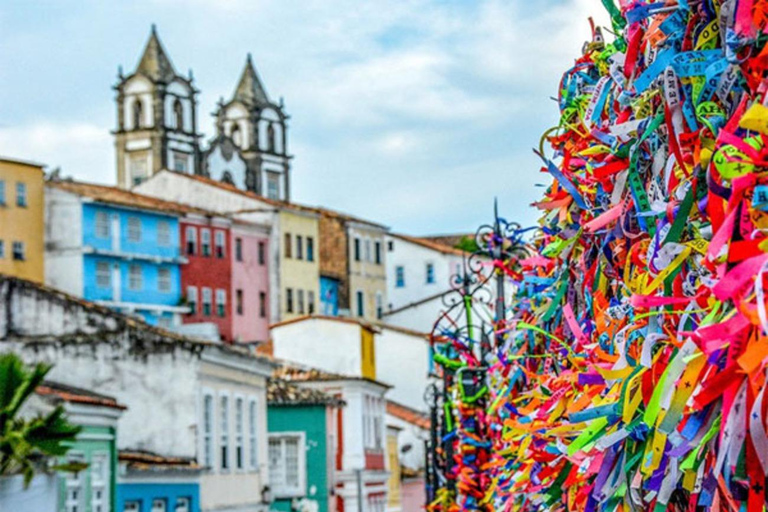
[1,273,276,367]
[420,233,474,249]
[0,156,45,169]
[270,314,381,332]
[134,25,178,83]
[37,381,126,410]
[267,378,345,407]
[390,232,469,257]
[119,449,201,472]
[273,361,393,389]
[387,400,430,430]
[48,179,221,218]
[232,54,270,106]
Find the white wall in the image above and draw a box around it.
[272,318,362,377]
[0,474,58,511]
[207,143,248,190]
[44,186,83,296]
[375,327,430,413]
[386,413,427,472]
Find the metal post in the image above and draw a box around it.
[493,199,506,348]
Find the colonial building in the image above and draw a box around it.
[114,26,202,188]
[115,28,292,201]
[0,157,45,283]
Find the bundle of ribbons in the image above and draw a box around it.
[454,0,768,511]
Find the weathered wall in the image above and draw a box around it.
[375,327,430,412]
[318,214,348,307]
[272,318,362,377]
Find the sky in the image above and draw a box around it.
[0,0,610,236]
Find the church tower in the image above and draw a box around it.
[204,54,292,201]
[114,25,201,189]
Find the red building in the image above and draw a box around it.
[180,215,234,341]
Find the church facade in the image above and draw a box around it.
[114,26,292,201]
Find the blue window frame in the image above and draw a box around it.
[426,263,435,284]
[395,266,405,288]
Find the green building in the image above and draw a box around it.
[35,381,125,512]
[267,378,345,512]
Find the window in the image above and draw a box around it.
[231,124,242,147]
[356,290,364,318]
[175,498,191,512]
[426,263,435,284]
[129,265,142,290]
[216,289,226,317]
[308,291,315,315]
[236,238,243,262]
[236,289,244,315]
[220,395,230,470]
[0,241,4,258]
[284,233,292,258]
[130,155,148,186]
[91,452,109,512]
[376,292,383,320]
[267,123,276,152]
[249,399,258,469]
[133,98,143,129]
[296,236,303,260]
[375,241,382,264]
[267,174,279,200]
[388,240,394,251]
[15,183,26,207]
[203,394,213,467]
[268,434,306,497]
[365,239,371,262]
[354,237,361,261]
[158,315,173,329]
[64,452,85,512]
[157,221,171,246]
[297,289,305,315]
[127,217,142,242]
[185,226,197,255]
[0,180,5,205]
[12,241,24,261]
[174,98,184,130]
[158,268,172,292]
[373,397,383,450]
[152,498,167,512]
[173,152,188,172]
[201,229,211,257]
[395,266,405,288]
[96,262,111,288]
[286,288,294,314]
[95,211,110,238]
[258,241,266,265]
[124,502,140,512]
[187,286,198,315]
[236,398,244,469]
[259,292,267,318]
[215,231,226,258]
[306,237,314,262]
[202,288,212,316]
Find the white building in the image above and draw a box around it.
[0,274,275,512]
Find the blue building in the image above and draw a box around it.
[117,450,201,512]
[45,180,194,327]
[319,276,339,316]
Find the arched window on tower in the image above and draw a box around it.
[174,98,184,131]
[133,98,144,130]
[231,124,242,148]
[221,171,234,185]
[267,123,276,153]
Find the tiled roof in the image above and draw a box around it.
[37,381,126,410]
[49,179,220,218]
[267,378,345,407]
[0,156,45,169]
[1,273,275,367]
[119,450,201,471]
[386,400,430,430]
[273,361,392,389]
[270,314,427,339]
[390,233,469,257]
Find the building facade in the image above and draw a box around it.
[0,157,45,283]
[231,222,271,343]
[45,181,191,327]
[117,450,202,512]
[1,273,274,512]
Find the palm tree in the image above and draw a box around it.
[0,353,82,486]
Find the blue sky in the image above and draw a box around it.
[0,0,609,235]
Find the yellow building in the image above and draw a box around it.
[278,208,321,320]
[0,157,45,282]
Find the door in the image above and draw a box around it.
[112,264,121,302]
[111,214,120,252]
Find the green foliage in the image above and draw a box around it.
[0,353,81,487]
[454,236,479,253]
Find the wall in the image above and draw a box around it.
[117,483,200,512]
[0,474,58,511]
[386,430,401,512]
[268,405,330,512]
[278,210,320,320]
[400,479,425,512]
[272,318,362,377]
[347,225,387,322]
[45,186,84,296]
[318,214,348,308]
[375,328,430,412]
[0,159,45,282]
[231,224,270,343]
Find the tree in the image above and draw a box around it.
[0,353,82,486]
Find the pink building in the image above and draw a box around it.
[230,221,270,343]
